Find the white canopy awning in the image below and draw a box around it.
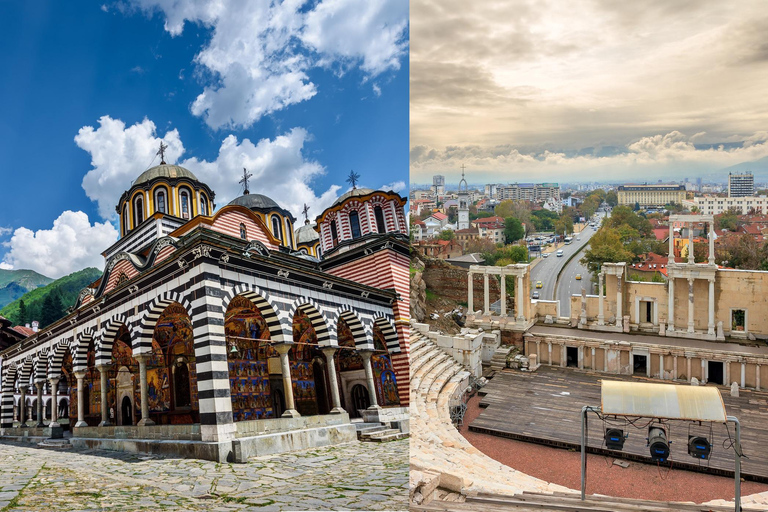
[601,380,727,422]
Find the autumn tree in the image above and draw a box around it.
[580,227,634,274]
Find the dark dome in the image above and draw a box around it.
[134,164,198,185]
[331,187,376,207]
[228,193,281,210]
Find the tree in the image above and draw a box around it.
[715,211,739,231]
[495,200,531,226]
[506,245,528,263]
[464,237,497,256]
[17,299,27,326]
[605,190,618,207]
[633,201,640,211]
[503,217,524,243]
[438,229,454,241]
[580,227,634,274]
[446,206,458,223]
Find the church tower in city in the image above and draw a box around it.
[457,165,469,230]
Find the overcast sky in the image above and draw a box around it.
[411,0,768,184]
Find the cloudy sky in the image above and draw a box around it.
[411,0,768,185]
[0,0,408,278]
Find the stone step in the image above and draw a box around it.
[365,431,409,442]
[353,422,384,431]
[37,438,72,450]
[360,428,400,440]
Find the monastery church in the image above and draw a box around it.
[0,151,410,462]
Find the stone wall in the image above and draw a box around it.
[422,258,501,309]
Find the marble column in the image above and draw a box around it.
[560,345,566,368]
[757,365,761,391]
[741,363,746,388]
[603,348,608,373]
[659,354,664,379]
[707,278,715,336]
[701,360,707,384]
[97,365,111,426]
[629,351,634,375]
[483,273,490,315]
[591,347,596,370]
[725,361,731,385]
[135,355,155,426]
[597,272,605,325]
[516,274,525,322]
[667,277,675,332]
[361,350,380,409]
[673,356,678,380]
[322,348,345,414]
[548,342,552,365]
[615,273,623,329]
[687,277,695,333]
[686,356,692,381]
[35,382,45,427]
[275,343,300,418]
[500,273,506,316]
[708,222,716,265]
[49,377,60,427]
[467,272,473,313]
[74,371,87,427]
[18,387,26,428]
[688,224,695,263]
[668,223,675,264]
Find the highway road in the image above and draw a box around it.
[529,212,607,316]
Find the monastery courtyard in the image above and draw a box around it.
[0,439,408,511]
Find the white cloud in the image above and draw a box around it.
[75,116,340,221]
[130,0,407,129]
[76,116,184,219]
[2,211,118,279]
[0,227,12,237]
[382,180,406,193]
[0,262,12,270]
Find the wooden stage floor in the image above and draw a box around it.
[469,366,768,482]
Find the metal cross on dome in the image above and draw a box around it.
[239,167,252,195]
[302,203,310,223]
[347,170,360,190]
[157,141,168,165]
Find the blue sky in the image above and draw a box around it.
[0,0,408,278]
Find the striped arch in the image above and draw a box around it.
[48,339,72,379]
[134,291,193,354]
[0,362,18,427]
[16,356,34,393]
[337,306,371,349]
[372,315,400,354]
[221,283,289,343]
[287,297,334,347]
[73,327,96,373]
[96,314,130,366]
[33,348,49,382]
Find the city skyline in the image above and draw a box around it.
[411,0,768,185]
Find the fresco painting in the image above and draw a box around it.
[372,326,400,407]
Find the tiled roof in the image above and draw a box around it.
[12,326,35,337]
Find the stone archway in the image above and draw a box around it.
[336,316,366,417]
[290,307,331,416]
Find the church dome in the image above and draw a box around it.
[228,193,281,210]
[133,164,199,186]
[331,187,376,207]
[295,223,320,244]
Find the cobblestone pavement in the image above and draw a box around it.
[0,440,408,511]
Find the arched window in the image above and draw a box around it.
[200,195,208,216]
[180,189,191,219]
[155,188,167,214]
[239,223,247,240]
[285,219,293,248]
[122,204,130,235]
[271,215,283,243]
[330,220,339,246]
[134,196,144,225]
[374,205,386,233]
[349,210,362,239]
[316,245,322,258]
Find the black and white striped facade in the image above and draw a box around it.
[0,229,400,446]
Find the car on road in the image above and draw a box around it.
[536,280,543,288]
[556,249,564,257]
[577,236,581,241]
[542,252,549,258]
[532,291,540,299]
[575,274,582,280]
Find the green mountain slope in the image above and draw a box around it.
[0,267,102,328]
[0,269,53,309]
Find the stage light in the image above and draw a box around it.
[688,435,712,460]
[604,428,626,450]
[647,426,669,462]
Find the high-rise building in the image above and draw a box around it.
[433,175,445,195]
[728,172,754,198]
[496,182,560,204]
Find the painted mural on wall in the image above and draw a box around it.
[62,351,77,424]
[225,295,274,421]
[337,318,363,371]
[372,326,399,406]
[291,310,319,416]
[108,332,137,420]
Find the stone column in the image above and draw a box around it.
[686,356,691,381]
[615,273,623,329]
[516,275,525,322]
[322,348,345,414]
[548,342,552,365]
[673,356,678,380]
[659,354,664,379]
[725,361,731,385]
[757,365,761,392]
[467,272,473,313]
[49,378,60,427]
[603,348,609,373]
[707,278,715,336]
[35,382,45,427]
[500,273,506,316]
[708,222,716,265]
[701,359,707,384]
[578,347,583,370]
[668,223,675,264]
[536,341,541,362]
[361,350,380,409]
[597,272,605,325]
[560,345,566,368]
[687,278,695,333]
[274,343,300,418]
[629,351,634,375]
[591,347,596,370]
[135,355,155,426]
[483,273,490,314]
[741,362,746,388]
[688,224,695,263]
[97,365,111,427]
[74,371,87,427]
[18,387,26,428]
[667,277,675,332]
